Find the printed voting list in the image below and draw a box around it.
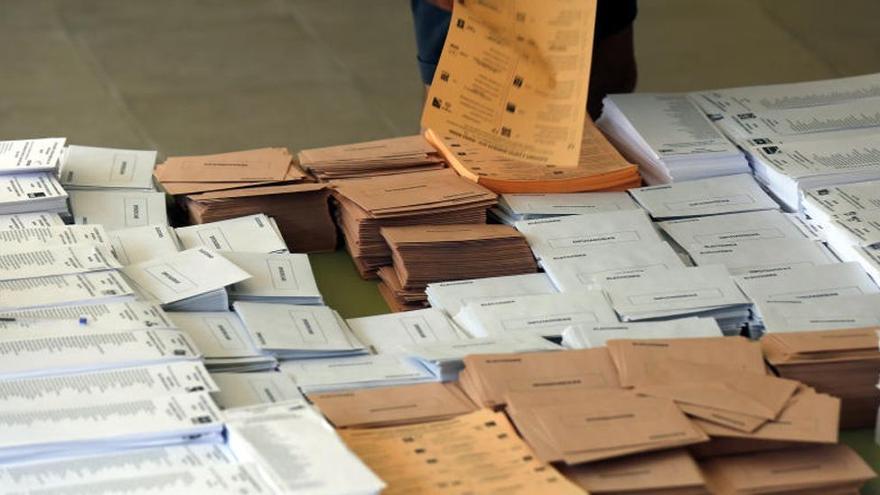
[0,172,68,215]
[346,308,464,354]
[0,138,65,174]
[122,248,250,305]
[425,272,557,316]
[107,225,180,265]
[209,371,304,409]
[802,178,880,223]
[0,244,120,281]
[494,192,640,224]
[0,224,108,251]
[224,252,322,305]
[69,190,168,229]
[0,301,173,330]
[422,0,596,167]
[175,213,287,254]
[0,271,134,312]
[561,318,723,349]
[629,174,779,219]
[60,145,157,189]
[0,211,64,230]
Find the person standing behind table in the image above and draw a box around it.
[410,0,638,120]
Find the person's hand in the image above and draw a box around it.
[427,0,454,11]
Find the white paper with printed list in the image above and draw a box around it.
[540,242,686,293]
[687,238,838,276]
[453,291,619,339]
[802,179,880,223]
[108,225,180,265]
[0,301,173,329]
[0,173,68,214]
[224,251,321,305]
[515,209,662,259]
[425,272,557,317]
[0,271,134,312]
[629,174,779,219]
[0,225,108,251]
[175,214,288,254]
[659,210,808,248]
[122,248,250,305]
[561,318,723,349]
[280,354,436,393]
[69,190,168,230]
[346,308,465,354]
[0,138,66,174]
[60,145,157,189]
[0,244,120,281]
[0,211,64,230]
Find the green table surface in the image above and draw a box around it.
[309,250,880,494]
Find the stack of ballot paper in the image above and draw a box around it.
[425,272,557,317]
[0,211,64,229]
[175,213,288,253]
[0,301,173,330]
[561,318,723,349]
[686,237,838,277]
[68,189,168,229]
[308,382,476,428]
[209,371,304,409]
[756,294,880,334]
[281,354,436,393]
[106,224,180,265]
[233,302,366,360]
[0,271,135,312]
[763,328,880,429]
[345,308,464,355]
[658,209,812,253]
[699,444,876,494]
[492,191,640,225]
[426,120,640,193]
[0,172,68,215]
[59,145,157,190]
[332,169,497,278]
[339,409,584,494]
[453,291,618,339]
[298,135,445,180]
[811,208,880,282]
[560,449,709,494]
[224,252,322,305]
[377,224,537,309]
[802,178,880,225]
[122,247,250,311]
[596,93,748,184]
[0,243,120,281]
[0,137,66,174]
[167,311,277,372]
[628,174,780,219]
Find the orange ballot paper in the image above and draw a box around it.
[422,0,597,167]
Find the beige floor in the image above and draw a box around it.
[3,0,879,158]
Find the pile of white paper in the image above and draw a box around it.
[59,145,157,190]
[425,273,557,317]
[628,174,779,219]
[175,214,288,254]
[69,189,168,229]
[0,139,68,215]
[492,192,639,224]
[561,318,723,349]
[107,224,180,265]
[210,371,305,409]
[280,354,436,393]
[167,311,277,372]
[224,252,322,305]
[757,294,880,333]
[346,308,465,354]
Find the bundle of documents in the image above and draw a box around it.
[0,244,120,281]
[492,191,640,224]
[802,178,880,225]
[308,382,476,428]
[425,272,557,317]
[345,308,464,355]
[184,183,337,253]
[453,291,618,339]
[167,311,277,372]
[699,444,876,494]
[0,271,135,312]
[209,371,304,409]
[59,144,157,190]
[0,137,66,174]
[175,213,288,253]
[298,135,445,180]
[68,189,168,229]
[332,169,496,278]
[743,132,880,211]
[339,409,584,494]
[0,172,68,214]
[596,93,748,184]
[763,328,880,428]
[425,120,640,193]
[560,449,708,494]
[224,252,322,305]
[0,211,64,229]
[628,174,779,219]
[561,318,723,349]
[233,302,366,360]
[378,224,537,309]
[122,247,250,311]
[281,354,436,394]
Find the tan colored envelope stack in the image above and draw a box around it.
[560,449,710,494]
[298,135,446,181]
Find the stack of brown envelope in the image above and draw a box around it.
[298,135,445,180]
[307,382,476,428]
[762,327,880,428]
[458,348,621,409]
[699,444,876,494]
[339,409,587,495]
[505,388,709,465]
[332,169,497,278]
[377,224,537,309]
[560,449,710,495]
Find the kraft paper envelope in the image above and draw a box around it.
[559,449,707,494]
[157,147,293,183]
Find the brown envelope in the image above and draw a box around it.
[762,327,880,364]
[157,147,293,183]
[308,382,476,428]
[380,224,524,244]
[560,449,707,494]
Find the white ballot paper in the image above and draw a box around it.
[60,144,157,189]
[281,354,437,393]
[516,209,661,259]
[718,98,880,142]
[69,190,168,230]
[454,291,618,339]
[803,179,880,223]
[226,401,384,495]
[0,328,201,379]
[540,242,686,292]
[496,192,640,222]
[0,172,68,215]
[0,271,134,311]
[629,174,779,219]
[210,371,305,410]
[758,294,880,333]
[167,311,259,359]
[827,208,880,248]
[735,262,879,303]
[175,214,288,254]
[687,238,838,276]
[0,244,120,281]
[122,248,250,305]
[0,224,108,251]
[0,361,218,410]
[108,225,180,265]
[0,301,172,329]
[0,443,241,493]
[425,273,557,317]
[224,252,322,305]
[0,391,223,463]
[346,308,466,354]
[659,210,808,248]
[233,302,366,360]
[561,318,723,349]
[0,211,64,230]
[0,138,66,174]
